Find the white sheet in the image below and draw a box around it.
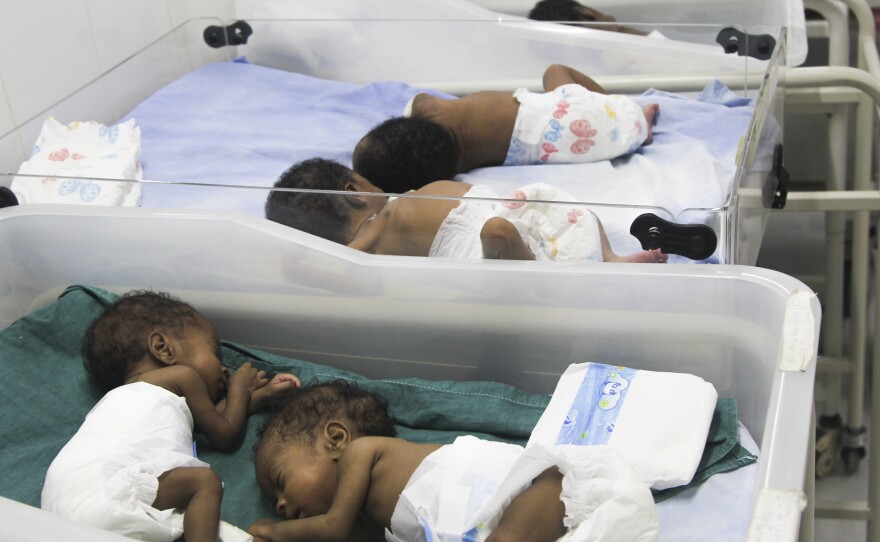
[655,423,759,542]
[119,61,752,262]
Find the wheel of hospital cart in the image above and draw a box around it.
[841,426,867,475]
[841,445,866,475]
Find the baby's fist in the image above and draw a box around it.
[250,373,301,412]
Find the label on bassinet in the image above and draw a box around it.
[555,363,637,446]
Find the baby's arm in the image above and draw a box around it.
[542,64,606,94]
[249,439,378,542]
[480,216,535,260]
[250,373,301,413]
[170,362,262,451]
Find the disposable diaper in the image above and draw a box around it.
[428,183,603,262]
[11,117,142,206]
[528,362,718,490]
[387,436,658,542]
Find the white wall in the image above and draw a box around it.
[0,0,235,151]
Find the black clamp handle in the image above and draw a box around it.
[204,20,253,49]
[0,186,18,209]
[716,27,776,61]
[764,144,789,209]
[630,213,718,261]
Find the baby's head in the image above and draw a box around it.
[83,290,222,398]
[255,379,397,450]
[528,0,615,23]
[353,116,459,194]
[253,380,397,519]
[266,158,383,244]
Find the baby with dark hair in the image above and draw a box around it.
[248,378,658,542]
[352,116,459,196]
[528,0,647,35]
[265,158,666,263]
[255,379,398,450]
[264,158,361,246]
[42,290,300,542]
[352,64,658,194]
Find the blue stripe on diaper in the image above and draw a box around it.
[555,363,637,446]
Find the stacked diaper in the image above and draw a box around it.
[529,362,719,490]
[11,117,142,206]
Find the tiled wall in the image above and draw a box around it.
[0,0,234,153]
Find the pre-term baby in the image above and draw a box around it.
[352,63,660,194]
[266,158,666,263]
[248,382,658,542]
[41,290,300,542]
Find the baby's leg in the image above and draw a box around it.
[153,467,223,542]
[596,216,667,263]
[642,103,659,144]
[481,216,536,260]
[486,467,566,542]
[609,248,668,263]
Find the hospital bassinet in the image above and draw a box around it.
[0,1,818,539]
[0,0,798,265]
[0,202,819,541]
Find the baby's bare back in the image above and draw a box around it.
[365,438,443,527]
[369,181,474,257]
[414,92,519,172]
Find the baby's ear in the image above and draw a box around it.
[148,331,176,365]
[343,192,370,208]
[324,420,352,459]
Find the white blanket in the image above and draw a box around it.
[119,62,753,262]
[11,117,142,206]
[529,362,718,490]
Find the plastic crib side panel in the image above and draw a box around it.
[0,205,818,539]
[729,27,788,265]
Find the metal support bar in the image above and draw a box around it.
[782,191,880,212]
[815,500,872,520]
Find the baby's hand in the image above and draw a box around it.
[228,362,269,396]
[251,373,301,413]
[248,518,277,539]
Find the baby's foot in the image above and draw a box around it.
[613,248,667,263]
[642,103,660,144]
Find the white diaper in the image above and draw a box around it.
[495,182,603,262]
[388,436,658,542]
[429,183,603,261]
[504,84,648,166]
[41,382,250,542]
[402,94,418,117]
[428,184,497,259]
[529,362,718,490]
[11,117,142,206]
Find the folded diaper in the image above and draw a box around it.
[529,362,718,490]
[11,117,142,206]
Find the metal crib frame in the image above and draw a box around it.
[779,0,880,540]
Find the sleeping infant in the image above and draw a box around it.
[249,362,719,541]
[264,158,666,263]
